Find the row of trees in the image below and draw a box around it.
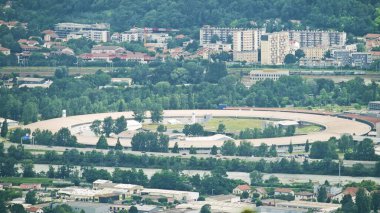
[9,127,78,147]
[1,67,378,124]
[239,125,295,139]
[90,116,127,137]
[131,131,169,152]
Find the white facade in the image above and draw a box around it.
[261,32,290,65]
[250,69,290,83]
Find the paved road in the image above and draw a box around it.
[31,164,380,185]
[24,109,371,148]
[3,143,377,168]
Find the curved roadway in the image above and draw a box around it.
[25,109,371,148]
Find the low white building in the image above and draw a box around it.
[250,69,289,83]
[141,189,199,202]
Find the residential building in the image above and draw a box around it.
[0,46,10,55]
[233,29,265,51]
[274,188,295,197]
[233,184,251,195]
[202,42,232,52]
[26,206,44,213]
[301,47,328,60]
[200,25,242,46]
[250,69,290,83]
[295,192,315,201]
[351,52,372,68]
[67,30,110,43]
[110,33,122,43]
[54,22,110,38]
[289,30,346,48]
[261,32,290,65]
[42,30,59,42]
[91,46,126,54]
[331,49,351,66]
[365,34,380,50]
[20,183,41,190]
[233,51,259,63]
[252,187,267,199]
[332,187,369,202]
[0,20,27,29]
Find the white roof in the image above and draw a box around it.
[185,134,234,142]
[93,179,112,184]
[113,184,142,189]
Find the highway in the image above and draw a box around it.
[3,143,377,168]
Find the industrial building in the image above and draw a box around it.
[250,69,290,83]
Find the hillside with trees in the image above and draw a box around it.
[0,0,379,36]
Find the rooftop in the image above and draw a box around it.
[236,184,251,191]
[275,188,294,193]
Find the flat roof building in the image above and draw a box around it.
[261,32,290,65]
[250,69,290,83]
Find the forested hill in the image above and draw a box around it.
[0,0,379,36]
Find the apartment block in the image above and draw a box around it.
[200,25,242,46]
[54,22,110,39]
[233,51,259,63]
[261,32,290,65]
[351,52,372,68]
[301,47,328,60]
[289,30,346,48]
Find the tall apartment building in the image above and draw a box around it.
[261,32,290,65]
[54,22,110,39]
[232,29,265,63]
[289,30,346,48]
[200,25,242,46]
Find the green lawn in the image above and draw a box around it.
[143,117,264,133]
[0,177,54,185]
[296,125,323,134]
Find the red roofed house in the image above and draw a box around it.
[295,191,315,201]
[233,184,252,195]
[91,45,126,54]
[0,46,11,55]
[42,30,59,42]
[274,188,295,196]
[20,183,41,190]
[26,206,44,213]
[332,187,369,202]
[366,34,380,50]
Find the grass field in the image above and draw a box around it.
[0,177,54,185]
[143,117,265,133]
[295,125,323,134]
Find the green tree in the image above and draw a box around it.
[217,123,226,134]
[317,185,327,202]
[10,204,27,213]
[210,145,218,155]
[90,120,102,136]
[21,160,35,177]
[284,54,297,64]
[129,206,138,213]
[151,107,163,123]
[183,123,204,136]
[172,142,179,153]
[205,62,227,83]
[355,188,371,213]
[54,128,77,147]
[1,119,8,137]
[305,140,310,152]
[114,138,123,150]
[250,171,263,185]
[237,141,254,156]
[221,140,237,156]
[25,190,37,205]
[103,117,114,137]
[133,109,145,123]
[54,67,69,79]
[200,204,211,213]
[241,191,249,199]
[341,194,357,213]
[21,102,38,124]
[295,49,305,60]
[268,144,277,157]
[157,125,167,132]
[47,165,55,178]
[372,191,380,212]
[114,116,127,134]
[288,141,293,154]
[189,146,197,154]
[96,135,108,149]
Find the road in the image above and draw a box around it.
[3,143,377,168]
[30,164,380,185]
